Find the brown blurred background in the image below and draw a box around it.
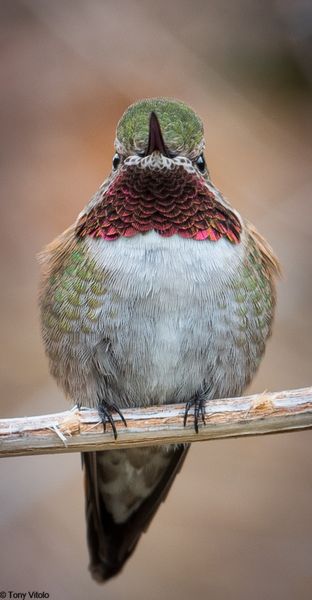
[0,1,311,598]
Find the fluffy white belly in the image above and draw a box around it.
[85,232,248,405]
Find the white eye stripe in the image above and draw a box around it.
[123,154,197,174]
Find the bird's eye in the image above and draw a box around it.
[195,154,206,173]
[112,153,121,170]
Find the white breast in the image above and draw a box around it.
[85,232,246,406]
[86,231,245,291]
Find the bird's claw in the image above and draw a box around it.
[183,391,206,433]
[97,399,127,440]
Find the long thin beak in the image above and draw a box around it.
[145,111,169,157]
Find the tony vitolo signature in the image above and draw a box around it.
[0,593,49,599]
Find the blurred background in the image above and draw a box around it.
[0,0,311,598]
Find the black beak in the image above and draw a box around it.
[145,111,169,157]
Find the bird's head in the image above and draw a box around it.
[76,98,241,243]
[113,98,207,176]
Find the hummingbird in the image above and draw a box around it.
[39,98,280,582]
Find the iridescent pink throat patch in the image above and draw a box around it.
[76,164,241,242]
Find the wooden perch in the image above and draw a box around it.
[0,387,311,458]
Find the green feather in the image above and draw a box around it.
[117,98,204,155]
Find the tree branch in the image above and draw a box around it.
[0,387,311,458]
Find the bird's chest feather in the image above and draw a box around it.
[86,232,252,404]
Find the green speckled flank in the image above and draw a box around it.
[91,281,107,295]
[238,238,274,333]
[250,240,274,310]
[44,242,107,335]
[87,297,103,309]
[116,98,204,156]
[227,235,275,348]
[234,289,247,303]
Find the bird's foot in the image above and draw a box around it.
[97,399,127,440]
[183,388,207,433]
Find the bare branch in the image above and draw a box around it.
[0,387,311,458]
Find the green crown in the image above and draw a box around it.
[116,98,204,155]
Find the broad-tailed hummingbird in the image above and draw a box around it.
[39,98,280,581]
